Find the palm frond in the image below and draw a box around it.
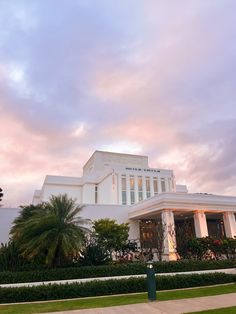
[12,194,90,267]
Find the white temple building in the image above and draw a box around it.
[32,150,236,261]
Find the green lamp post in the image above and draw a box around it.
[146,261,156,301]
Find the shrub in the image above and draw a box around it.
[0,242,29,271]
[187,238,209,259]
[78,238,111,266]
[0,259,235,284]
[177,237,236,260]
[0,263,144,284]
[0,272,235,303]
[222,238,236,259]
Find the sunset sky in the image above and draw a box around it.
[1,0,236,207]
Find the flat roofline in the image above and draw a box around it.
[83,150,148,169]
[44,175,82,185]
[95,150,148,158]
[45,175,82,180]
[128,192,236,219]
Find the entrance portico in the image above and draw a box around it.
[128,192,236,261]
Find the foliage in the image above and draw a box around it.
[222,238,236,259]
[0,242,29,271]
[1,285,236,314]
[0,259,235,285]
[78,236,111,266]
[10,203,46,262]
[10,194,90,267]
[175,220,195,259]
[0,272,235,303]
[177,237,236,260]
[0,187,3,205]
[93,219,129,257]
[2,285,236,314]
[187,238,209,259]
[78,218,131,266]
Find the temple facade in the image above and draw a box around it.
[32,150,236,261]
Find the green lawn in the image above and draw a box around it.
[0,283,236,314]
[188,306,236,314]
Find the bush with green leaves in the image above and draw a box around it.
[78,218,132,266]
[78,239,111,266]
[177,236,236,260]
[222,238,236,259]
[0,272,235,303]
[187,237,209,259]
[0,242,30,272]
[0,259,235,284]
[93,218,129,258]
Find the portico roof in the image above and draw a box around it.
[128,192,236,220]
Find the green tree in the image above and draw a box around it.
[11,204,46,242]
[79,235,110,266]
[93,219,129,258]
[0,187,3,206]
[11,194,90,267]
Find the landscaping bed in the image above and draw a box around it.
[0,259,235,284]
[0,272,236,303]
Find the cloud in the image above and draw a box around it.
[0,0,236,205]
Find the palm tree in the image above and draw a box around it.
[11,203,46,241]
[11,194,90,267]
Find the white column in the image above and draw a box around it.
[172,175,176,192]
[161,209,177,261]
[118,173,122,205]
[223,212,236,238]
[158,176,162,194]
[134,176,139,204]
[142,175,146,200]
[194,211,208,237]
[150,176,154,196]
[126,175,131,205]
[128,220,141,248]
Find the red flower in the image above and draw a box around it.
[213,240,222,246]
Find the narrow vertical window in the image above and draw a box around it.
[130,175,135,204]
[95,184,98,203]
[138,176,143,201]
[161,178,166,192]
[146,177,151,198]
[153,177,158,195]
[121,175,127,205]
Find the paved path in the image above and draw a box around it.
[43,293,236,314]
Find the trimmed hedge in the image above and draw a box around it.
[0,273,236,303]
[0,259,235,285]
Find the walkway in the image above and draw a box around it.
[43,292,236,314]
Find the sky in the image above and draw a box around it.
[0,0,236,207]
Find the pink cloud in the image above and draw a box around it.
[1,0,236,206]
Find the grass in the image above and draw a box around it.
[0,283,236,314]
[188,306,236,313]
